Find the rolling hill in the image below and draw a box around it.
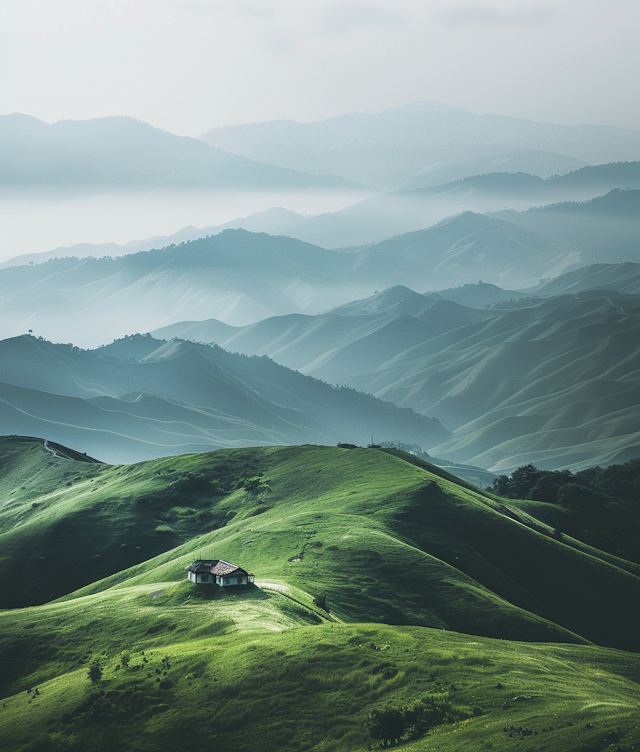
[153,285,640,473]
[1,438,640,751]
[0,334,448,463]
[0,114,361,193]
[200,99,640,187]
[0,218,588,346]
[0,230,371,344]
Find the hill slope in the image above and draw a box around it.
[495,189,640,264]
[0,218,588,345]
[2,438,640,752]
[153,287,640,472]
[3,438,640,648]
[0,335,447,463]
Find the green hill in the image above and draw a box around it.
[1,437,640,752]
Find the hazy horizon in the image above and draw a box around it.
[2,1,639,136]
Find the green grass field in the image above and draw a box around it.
[1,437,640,751]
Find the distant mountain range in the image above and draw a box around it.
[4,162,639,268]
[0,114,362,193]
[201,100,640,187]
[289,163,640,248]
[398,149,589,189]
[0,217,587,346]
[0,334,448,464]
[154,270,640,472]
[494,189,640,263]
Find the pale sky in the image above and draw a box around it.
[1,0,639,136]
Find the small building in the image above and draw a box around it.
[186,559,254,587]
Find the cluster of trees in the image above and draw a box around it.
[490,459,640,563]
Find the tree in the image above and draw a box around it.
[87,658,103,684]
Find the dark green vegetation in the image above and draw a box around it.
[0,334,447,463]
[0,114,360,192]
[491,460,640,564]
[155,282,640,472]
[1,437,640,752]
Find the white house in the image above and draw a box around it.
[186,559,254,587]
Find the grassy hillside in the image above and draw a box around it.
[1,438,640,752]
[3,437,640,649]
[2,611,640,752]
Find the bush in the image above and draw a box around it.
[366,694,471,746]
[87,658,103,684]
[366,707,405,746]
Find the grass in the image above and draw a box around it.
[1,437,640,751]
[1,603,639,752]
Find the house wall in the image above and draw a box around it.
[189,569,253,585]
[217,574,248,586]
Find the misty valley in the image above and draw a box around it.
[2,101,640,752]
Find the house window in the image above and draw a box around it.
[200,574,209,582]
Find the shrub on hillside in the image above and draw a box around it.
[87,658,103,684]
[366,694,471,746]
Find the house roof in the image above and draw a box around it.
[186,559,248,576]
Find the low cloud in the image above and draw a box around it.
[436,4,554,28]
[320,2,406,38]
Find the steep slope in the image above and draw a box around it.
[153,288,640,472]
[201,100,640,187]
[523,260,640,297]
[0,335,448,463]
[0,114,359,192]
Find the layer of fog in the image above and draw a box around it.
[0,188,373,260]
